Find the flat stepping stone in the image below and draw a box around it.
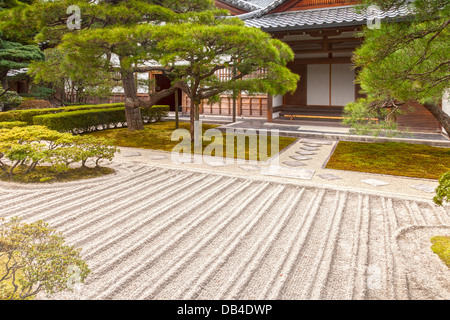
[148,155,168,160]
[176,157,194,164]
[301,139,333,145]
[282,161,307,167]
[289,155,312,161]
[262,167,315,180]
[410,184,435,193]
[361,178,389,186]
[122,152,142,157]
[300,146,320,151]
[239,165,260,172]
[303,143,321,148]
[205,161,227,167]
[317,173,342,181]
[295,151,316,155]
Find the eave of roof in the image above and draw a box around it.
[243,4,412,32]
[217,0,263,12]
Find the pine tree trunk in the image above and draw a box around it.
[121,71,144,131]
[423,103,450,136]
[190,98,196,141]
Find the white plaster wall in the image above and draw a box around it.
[307,64,329,106]
[273,95,283,107]
[331,64,355,106]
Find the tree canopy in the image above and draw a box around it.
[345,0,450,136]
[1,0,298,131]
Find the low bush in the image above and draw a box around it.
[16,99,52,110]
[0,217,90,300]
[34,105,169,133]
[0,121,27,129]
[0,103,125,124]
[0,126,118,179]
[434,171,450,206]
[141,105,170,123]
[0,113,17,122]
[33,107,126,134]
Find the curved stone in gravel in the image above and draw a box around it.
[282,161,307,167]
[301,139,333,145]
[317,173,342,181]
[289,155,312,161]
[296,151,316,155]
[122,152,142,157]
[361,178,389,186]
[303,143,321,148]
[205,161,227,167]
[300,146,320,151]
[149,155,168,160]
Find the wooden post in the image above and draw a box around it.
[232,66,237,122]
[175,89,179,129]
[237,91,242,116]
[267,94,273,123]
[259,98,262,116]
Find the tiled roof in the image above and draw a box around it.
[218,0,264,11]
[243,4,412,31]
[219,0,282,14]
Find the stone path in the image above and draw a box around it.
[109,137,442,200]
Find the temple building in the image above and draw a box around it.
[168,0,443,134]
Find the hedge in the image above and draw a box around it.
[33,105,169,133]
[0,103,125,124]
[0,121,28,129]
[33,108,127,134]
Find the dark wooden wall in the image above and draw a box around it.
[396,102,442,134]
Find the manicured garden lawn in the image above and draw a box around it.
[87,121,297,161]
[326,141,450,179]
[431,236,450,268]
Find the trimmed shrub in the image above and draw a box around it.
[0,121,27,129]
[33,104,169,133]
[0,103,125,124]
[33,107,126,133]
[0,126,117,179]
[434,171,450,206]
[152,105,169,122]
[0,112,17,122]
[141,105,170,123]
[16,99,52,110]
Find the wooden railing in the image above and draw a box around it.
[216,68,267,82]
[293,0,358,9]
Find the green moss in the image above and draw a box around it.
[0,165,115,184]
[326,141,450,179]
[88,121,297,161]
[430,236,450,268]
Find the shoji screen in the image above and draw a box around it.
[306,64,329,106]
[331,64,355,106]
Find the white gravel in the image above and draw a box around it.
[1,161,449,300]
